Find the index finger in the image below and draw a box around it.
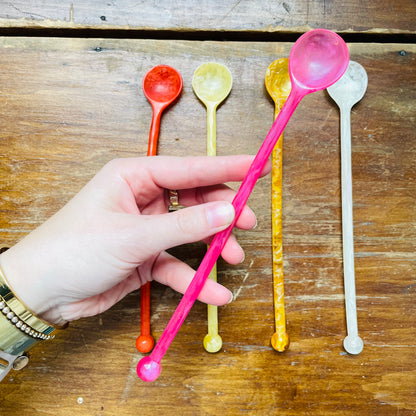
[117,155,271,193]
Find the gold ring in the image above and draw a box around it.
[168,189,179,208]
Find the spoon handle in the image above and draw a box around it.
[140,282,151,336]
[147,104,164,156]
[206,268,218,337]
[271,109,289,352]
[204,102,222,352]
[136,103,164,353]
[206,103,217,156]
[340,106,361,345]
[149,88,304,364]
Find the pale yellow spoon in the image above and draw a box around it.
[265,58,291,352]
[192,62,232,353]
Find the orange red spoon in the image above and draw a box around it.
[136,65,183,353]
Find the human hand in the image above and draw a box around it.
[0,155,270,325]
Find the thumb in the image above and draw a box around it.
[136,201,235,255]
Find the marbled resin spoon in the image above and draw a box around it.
[265,58,291,352]
[136,65,183,353]
[327,61,367,355]
[192,62,233,353]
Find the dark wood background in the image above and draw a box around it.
[0,2,415,415]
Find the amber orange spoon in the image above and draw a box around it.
[265,58,291,352]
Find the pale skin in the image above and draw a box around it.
[0,155,270,327]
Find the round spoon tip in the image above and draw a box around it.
[136,334,155,353]
[203,334,223,353]
[137,356,161,382]
[343,335,364,355]
[271,332,290,352]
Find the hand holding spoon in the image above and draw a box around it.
[192,62,233,353]
[137,29,349,382]
[136,65,183,354]
[327,61,367,355]
[265,58,291,352]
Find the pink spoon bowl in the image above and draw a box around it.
[137,29,349,382]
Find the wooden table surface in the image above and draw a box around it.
[0,2,415,415]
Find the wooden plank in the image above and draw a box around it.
[0,38,415,415]
[0,1,415,35]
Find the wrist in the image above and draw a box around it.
[0,245,67,327]
[0,245,59,382]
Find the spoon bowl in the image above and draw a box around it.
[192,62,232,106]
[327,60,368,109]
[290,29,350,92]
[137,29,349,382]
[265,59,291,111]
[142,65,183,156]
[143,65,183,106]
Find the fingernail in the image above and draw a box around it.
[227,291,233,304]
[206,202,235,228]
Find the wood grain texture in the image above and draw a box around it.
[0,38,415,415]
[0,1,415,35]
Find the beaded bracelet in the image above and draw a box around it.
[0,296,54,340]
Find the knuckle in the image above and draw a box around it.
[103,158,124,173]
[175,208,206,239]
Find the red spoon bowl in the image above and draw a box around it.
[142,65,183,157]
[143,65,183,108]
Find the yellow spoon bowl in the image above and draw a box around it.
[192,62,233,105]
